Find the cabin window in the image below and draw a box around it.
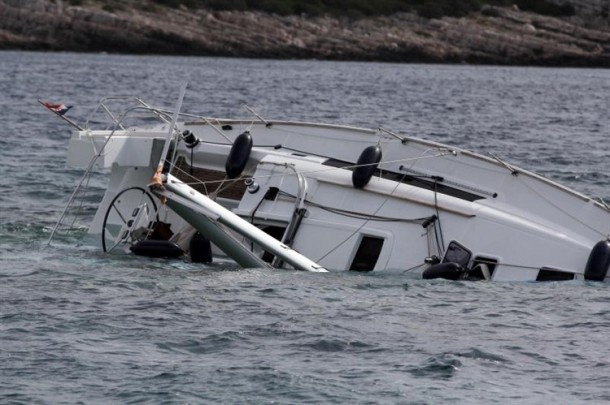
[536,268,575,282]
[350,236,384,272]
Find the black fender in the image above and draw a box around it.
[130,240,184,258]
[225,131,253,179]
[422,262,465,280]
[352,145,382,189]
[584,240,610,281]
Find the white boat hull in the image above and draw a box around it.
[56,100,610,282]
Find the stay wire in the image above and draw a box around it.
[403,262,427,273]
[433,179,446,252]
[248,191,273,252]
[276,190,432,224]
[314,171,411,263]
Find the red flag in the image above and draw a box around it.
[42,101,72,116]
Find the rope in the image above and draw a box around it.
[518,176,607,237]
[314,170,410,263]
[171,150,454,189]
[433,179,446,252]
[277,190,432,224]
[403,262,427,273]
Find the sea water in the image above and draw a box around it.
[1,51,610,403]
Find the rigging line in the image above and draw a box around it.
[251,152,456,185]
[518,171,606,237]
[179,140,453,176]
[166,148,452,196]
[249,141,397,159]
[47,107,138,245]
[403,262,427,273]
[600,198,610,237]
[152,110,220,122]
[269,125,376,140]
[190,146,194,175]
[243,105,270,127]
[202,117,233,143]
[170,162,205,184]
[168,133,182,176]
[277,190,431,223]
[401,146,457,175]
[135,98,172,124]
[240,142,336,162]
[213,179,235,197]
[379,127,408,144]
[248,193,269,252]
[47,152,110,246]
[68,171,95,230]
[598,197,610,212]
[316,206,426,222]
[314,170,410,263]
[168,163,217,196]
[209,176,228,200]
[209,176,249,200]
[478,260,539,271]
[100,102,126,131]
[489,153,519,176]
[84,96,147,129]
[433,179,446,252]
[426,226,436,257]
[433,223,442,257]
[87,105,174,158]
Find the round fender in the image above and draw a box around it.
[422,262,465,280]
[352,145,382,189]
[130,240,184,258]
[225,132,253,179]
[584,240,610,281]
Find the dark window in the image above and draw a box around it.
[259,226,286,263]
[443,241,472,268]
[350,236,384,272]
[536,268,575,282]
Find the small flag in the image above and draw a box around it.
[42,101,72,116]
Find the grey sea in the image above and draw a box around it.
[1,51,610,404]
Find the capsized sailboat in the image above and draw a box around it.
[45,91,610,282]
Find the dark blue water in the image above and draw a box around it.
[1,51,610,403]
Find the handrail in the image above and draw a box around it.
[47,98,185,246]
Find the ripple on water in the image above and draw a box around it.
[2,53,610,403]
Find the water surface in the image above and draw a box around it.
[1,51,609,403]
